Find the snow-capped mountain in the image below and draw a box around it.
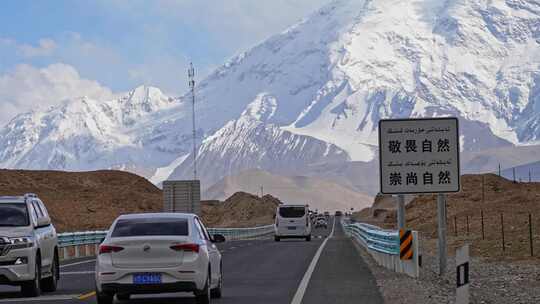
[0,86,189,176]
[169,94,349,186]
[2,0,540,191]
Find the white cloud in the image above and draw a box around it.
[0,63,113,126]
[18,38,57,57]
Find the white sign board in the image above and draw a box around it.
[456,244,470,304]
[379,118,460,194]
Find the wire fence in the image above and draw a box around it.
[449,211,538,258]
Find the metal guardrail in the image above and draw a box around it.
[58,225,275,247]
[58,231,107,248]
[208,225,275,241]
[342,219,399,255]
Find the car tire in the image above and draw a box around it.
[21,254,41,297]
[306,235,311,242]
[195,270,211,304]
[117,293,130,301]
[210,265,223,299]
[274,236,280,242]
[96,288,114,304]
[42,250,59,292]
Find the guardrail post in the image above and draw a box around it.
[63,247,68,260]
[74,245,80,258]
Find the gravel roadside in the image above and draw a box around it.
[351,237,540,304]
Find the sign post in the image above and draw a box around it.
[456,244,470,304]
[379,118,460,276]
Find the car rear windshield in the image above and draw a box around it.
[279,206,306,218]
[111,218,189,237]
[0,203,30,227]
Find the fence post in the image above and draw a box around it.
[466,215,470,236]
[501,213,505,253]
[481,210,485,240]
[529,213,534,257]
[454,216,457,237]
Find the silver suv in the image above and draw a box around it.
[0,193,60,297]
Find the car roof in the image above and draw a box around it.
[116,212,197,220]
[279,204,307,208]
[0,196,26,204]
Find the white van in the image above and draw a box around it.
[274,205,311,242]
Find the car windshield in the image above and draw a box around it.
[111,218,189,237]
[0,203,30,227]
[279,206,306,218]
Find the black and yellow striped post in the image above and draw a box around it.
[400,229,413,260]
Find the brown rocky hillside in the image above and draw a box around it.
[355,174,540,260]
[0,169,279,232]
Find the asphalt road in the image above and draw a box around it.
[0,217,383,304]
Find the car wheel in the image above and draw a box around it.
[21,254,41,297]
[195,270,211,304]
[306,235,311,242]
[274,235,280,242]
[96,287,114,304]
[211,264,223,299]
[42,250,59,292]
[117,293,130,301]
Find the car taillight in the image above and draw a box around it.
[99,245,124,255]
[170,243,200,253]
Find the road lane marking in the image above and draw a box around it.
[0,294,81,302]
[291,218,335,304]
[60,259,95,268]
[77,291,96,300]
[62,271,95,275]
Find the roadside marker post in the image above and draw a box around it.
[456,244,470,304]
[400,229,413,260]
[379,118,460,276]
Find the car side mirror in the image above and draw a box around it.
[212,234,226,243]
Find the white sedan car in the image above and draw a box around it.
[95,213,224,304]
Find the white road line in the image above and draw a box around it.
[60,258,95,269]
[61,271,95,275]
[291,218,335,304]
[0,294,80,302]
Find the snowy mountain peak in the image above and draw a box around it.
[240,93,278,122]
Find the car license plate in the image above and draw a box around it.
[287,226,297,230]
[133,273,162,284]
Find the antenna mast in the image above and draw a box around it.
[188,63,197,180]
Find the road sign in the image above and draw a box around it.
[379,117,460,194]
[399,229,413,260]
[456,244,470,304]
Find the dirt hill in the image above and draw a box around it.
[355,174,540,260]
[0,169,280,232]
[0,169,163,232]
[201,192,281,228]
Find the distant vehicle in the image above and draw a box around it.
[0,193,60,297]
[324,211,330,218]
[95,213,225,304]
[335,211,343,217]
[314,217,328,229]
[274,205,311,242]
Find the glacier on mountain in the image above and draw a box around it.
[2,0,540,188]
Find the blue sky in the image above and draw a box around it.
[0,0,329,125]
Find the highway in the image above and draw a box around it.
[0,217,383,304]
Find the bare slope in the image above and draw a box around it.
[205,169,372,213]
[0,169,281,232]
[0,169,162,232]
[202,192,281,228]
[356,174,540,260]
